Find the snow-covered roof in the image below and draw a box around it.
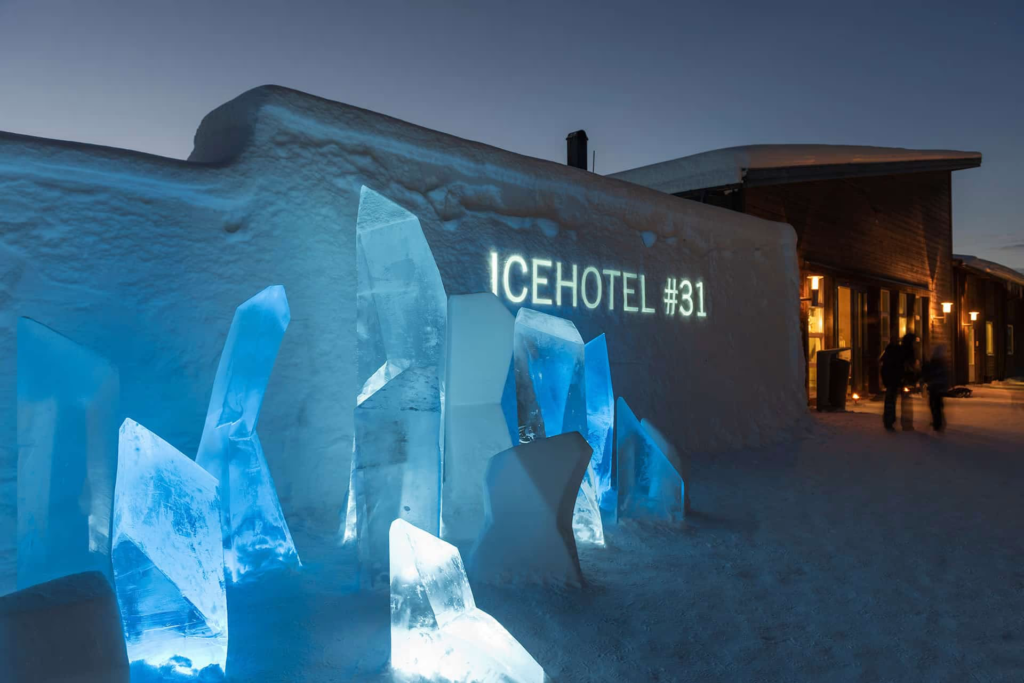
[953,254,1024,288]
[609,144,982,195]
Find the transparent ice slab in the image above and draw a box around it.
[355,185,447,403]
[642,418,691,515]
[615,398,684,523]
[16,318,120,590]
[441,293,515,544]
[195,285,299,582]
[350,186,446,573]
[390,519,544,683]
[113,418,228,675]
[354,366,442,586]
[584,334,616,516]
[512,309,602,545]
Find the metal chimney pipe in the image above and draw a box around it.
[566,130,588,170]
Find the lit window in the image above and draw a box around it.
[986,321,995,356]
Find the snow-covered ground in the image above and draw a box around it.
[216,386,1024,682]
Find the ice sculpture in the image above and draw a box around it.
[195,285,299,582]
[442,293,515,544]
[354,185,446,402]
[512,308,603,545]
[642,418,691,514]
[512,308,587,440]
[390,519,545,683]
[350,186,446,584]
[616,398,684,523]
[0,571,129,683]
[572,467,604,546]
[468,432,592,585]
[584,334,616,515]
[16,318,120,590]
[354,366,442,585]
[113,419,228,676]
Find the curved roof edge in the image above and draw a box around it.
[609,144,983,195]
[954,254,1024,288]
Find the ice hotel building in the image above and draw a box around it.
[0,86,806,582]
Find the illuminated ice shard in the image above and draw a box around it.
[642,418,691,515]
[195,285,299,582]
[468,433,591,585]
[16,318,120,590]
[354,185,446,403]
[616,398,684,522]
[572,465,604,546]
[512,308,587,440]
[354,366,442,585]
[512,308,602,545]
[442,293,515,544]
[113,419,228,676]
[351,186,446,583]
[584,334,616,515]
[390,519,544,683]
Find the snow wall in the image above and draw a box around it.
[0,86,805,592]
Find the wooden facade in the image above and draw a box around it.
[682,169,961,398]
[952,259,1024,384]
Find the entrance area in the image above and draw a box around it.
[836,285,866,395]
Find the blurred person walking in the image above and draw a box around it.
[899,333,918,431]
[880,339,904,431]
[921,345,949,432]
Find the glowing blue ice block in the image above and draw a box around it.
[389,519,544,683]
[513,308,602,545]
[354,367,441,586]
[615,398,683,523]
[512,308,587,440]
[16,318,120,590]
[642,418,691,515]
[112,419,228,677]
[195,285,299,582]
[350,186,446,579]
[584,334,616,515]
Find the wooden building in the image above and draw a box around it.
[610,145,984,399]
[952,255,1024,384]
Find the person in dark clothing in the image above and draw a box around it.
[880,340,904,430]
[899,333,918,430]
[921,344,949,431]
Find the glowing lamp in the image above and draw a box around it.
[969,311,979,322]
[941,302,953,314]
[808,276,821,306]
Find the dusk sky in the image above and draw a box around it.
[1,0,1021,270]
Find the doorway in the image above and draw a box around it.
[836,285,866,395]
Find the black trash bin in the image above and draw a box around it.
[829,356,851,411]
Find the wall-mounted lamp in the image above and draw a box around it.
[941,302,953,314]
[809,276,821,307]
[969,311,979,322]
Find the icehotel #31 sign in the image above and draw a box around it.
[488,251,708,319]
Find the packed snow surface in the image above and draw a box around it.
[224,387,1024,681]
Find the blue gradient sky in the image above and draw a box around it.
[1,0,1021,269]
